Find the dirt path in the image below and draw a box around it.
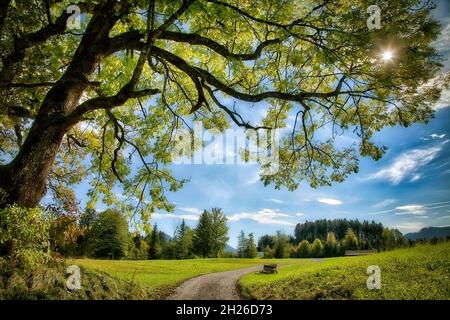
[167,265,262,300]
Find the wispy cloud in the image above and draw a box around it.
[421,133,447,141]
[152,213,200,221]
[317,198,343,205]
[367,143,446,184]
[266,198,284,204]
[431,133,446,139]
[371,199,397,209]
[366,200,450,216]
[179,207,203,214]
[228,208,295,226]
[296,213,305,216]
[394,205,427,215]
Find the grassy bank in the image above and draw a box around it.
[0,258,149,300]
[240,243,450,300]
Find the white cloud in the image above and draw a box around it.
[296,213,304,216]
[317,198,343,205]
[266,198,284,204]
[368,143,445,185]
[228,208,295,226]
[430,133,446,139]
[395,205,427,215]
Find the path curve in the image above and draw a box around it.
[167,265,261,300]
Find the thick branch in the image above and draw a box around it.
[67,88,160,125]
[159,31,281,61]
[108,30,280,61]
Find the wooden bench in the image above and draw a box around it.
[261,264,278,274]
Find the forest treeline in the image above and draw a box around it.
[45,207,411,260]
[46,207,229,260]
[4,204,444,263]
[257,219,409,258]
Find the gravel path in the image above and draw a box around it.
[167,266,262,300]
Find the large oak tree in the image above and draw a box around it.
[0,0,448,222]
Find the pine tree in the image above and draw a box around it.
[244,233,258,258]
[174,219,193,259]
[237,230,246,258]
[193,211,212,257]
[148,224,162,259]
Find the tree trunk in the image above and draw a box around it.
[0,117,69,208]
[0,3,124,208]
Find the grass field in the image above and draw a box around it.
[240,243,450,300]
[69,258,295,299]
[70,243,450,300]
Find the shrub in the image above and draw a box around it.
[48,212,84,257]
[0,205,50,270]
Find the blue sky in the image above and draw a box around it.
[67,1,450,247]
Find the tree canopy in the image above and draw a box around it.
[0,0,448,226]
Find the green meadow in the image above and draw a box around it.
[69,243,450,300]
[240,243,450,300]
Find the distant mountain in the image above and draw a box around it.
[225,244,237,253]
[405,226,450,240]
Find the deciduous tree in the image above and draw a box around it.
[0,1,447,223]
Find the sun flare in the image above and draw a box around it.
[381,50,394,61]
